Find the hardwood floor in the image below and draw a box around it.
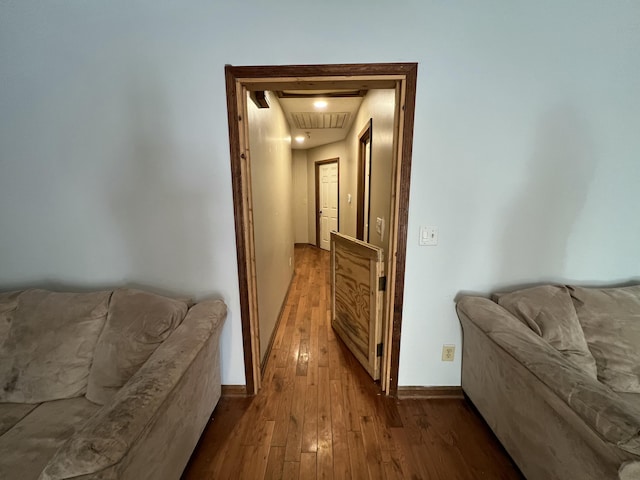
[182,245,523,480]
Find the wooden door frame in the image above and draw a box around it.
[315,158,340,249]
[225,62,418,396]
[356,119,373,242]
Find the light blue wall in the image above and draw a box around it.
[1,1,638,386]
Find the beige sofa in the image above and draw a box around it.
[457,284,640,480]
[0,288,226,480]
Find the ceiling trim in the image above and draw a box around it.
[276,89,366,99]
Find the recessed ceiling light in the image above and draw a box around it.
[295,135,305,143]
[313,100,328,109]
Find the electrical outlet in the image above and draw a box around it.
[442,345,455,362]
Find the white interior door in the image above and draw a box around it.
[319,162,338,251]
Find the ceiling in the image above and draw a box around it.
[273,90,365,150]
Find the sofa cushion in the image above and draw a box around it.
[0,403,38,436]
[0,397,100,480]
[569,285,640,394]
[41,299,226,480]
[617,392,640,407]
[0,291,22,345]
[620,462,640,480]
[458,296,640,457]
[0,290,111,403]
[86,289,189,405]
[494,285,597,378]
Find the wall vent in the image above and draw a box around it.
[291,112,350,129]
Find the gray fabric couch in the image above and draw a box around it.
[0,288,226,480]
[457,284,640,480]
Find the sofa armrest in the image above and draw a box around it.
[39,299,227,480]
[457,296,640,454]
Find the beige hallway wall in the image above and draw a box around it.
[302,90,395,251]
[347,89,396,256]
[247,91,295,363]
[292,149,309,244]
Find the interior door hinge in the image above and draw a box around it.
[378,276,387,291]
[377,343,383,357]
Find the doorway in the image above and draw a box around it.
[225,63,418,395]
[356,119,372,242]
[315,159,339,251]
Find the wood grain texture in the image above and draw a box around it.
[387,63,418,395]
[397,386,465,400]
[225,66,256,395]
[183,245,523,480]
[331,233,384,380]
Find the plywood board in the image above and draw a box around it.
[331,232,384,380]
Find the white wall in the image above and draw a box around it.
[246,92,295,363]
[1,1,638,387]
[292,150,309,244]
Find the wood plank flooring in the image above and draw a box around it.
[182,245,523,480]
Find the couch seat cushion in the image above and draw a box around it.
[0,290,111,403]
[0,397,100,480]
[86,289,189,405]
[458,296,640,456]
[494,285,597,378]
[617,392,640,408]
[0,402,38,436]
[569,285,640,393]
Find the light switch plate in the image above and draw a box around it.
[376,217,384,241]
[419,226,438,246]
